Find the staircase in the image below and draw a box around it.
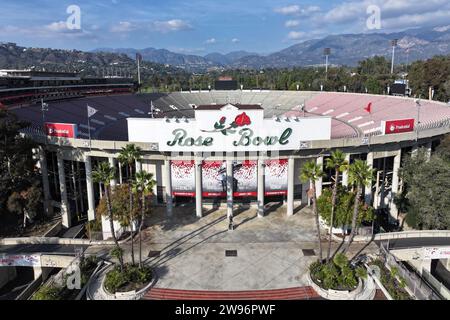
[144,286,321,300]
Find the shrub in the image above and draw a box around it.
[310,254,363,291]
[31,285,62,300]
[104,264,152,294]
[370,260,411,300]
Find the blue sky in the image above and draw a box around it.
[0,0,449,55]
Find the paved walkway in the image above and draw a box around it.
[87,204,378,292]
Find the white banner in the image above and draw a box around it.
[0,254,41,267]
[128,107,331,152]
[423,247,450,260]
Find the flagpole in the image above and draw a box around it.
[87,104,92,151]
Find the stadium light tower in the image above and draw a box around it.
[41,98,49,144]
[324,48,331,81]
[390,39,398,74]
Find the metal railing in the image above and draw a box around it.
[379,243,442,300]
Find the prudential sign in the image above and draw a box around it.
[127,104,331,152]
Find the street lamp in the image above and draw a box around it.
[41,98,49,143]
[415,97,421,142]
[324,48,331,81]
[390,39,398,74]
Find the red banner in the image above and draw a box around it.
[383,119,415,135]
[44,123,78,138]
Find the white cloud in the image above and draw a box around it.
[322,0,450,31]
[434,25,450,32]
[45,21,68,32]
[111,21,137,33]
[205,38,216,44]
[275,5,320,16]
[231,38,240,43]
[287,31,306,40]
[285,20,300,28]
[274,5,300,15]
[151,19,192,33]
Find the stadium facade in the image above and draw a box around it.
[3,72,450,238]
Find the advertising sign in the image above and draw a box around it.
[382,119,415,135]
[265,159,288,196]
[128,105,331,152]
[171,160,195,197]
[45,122,78,138]
[233,160,257,197]
[202,161,227,197]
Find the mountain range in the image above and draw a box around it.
[94,25,450,71]
[0,42,183,76]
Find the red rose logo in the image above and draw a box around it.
[219,116,226,124]
[234,112,251,127]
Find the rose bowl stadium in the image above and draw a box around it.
[2,70,450,238]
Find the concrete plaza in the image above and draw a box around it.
[89,204,378,291]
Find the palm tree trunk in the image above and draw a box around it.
[105,184,124,270]
[311,182,323,263]
[128,165,135,265]
[327,171,339,262]
[138,191,145,269]
[343,186,361,254]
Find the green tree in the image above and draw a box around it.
[325,150,349,262]
[92,162,124,271]
[408,55,450,101]
[317,188,374,234]
[118,143,143,266]
[301,160,325,263]
[343,160,374,254]
[7,184,42,228]
[0,110,43,230]
[133,171,156,268]
[397,148,450,229]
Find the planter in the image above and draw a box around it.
[100,265,156,300]
[308,272,364,300]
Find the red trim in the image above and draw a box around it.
[203,192,226,197]
[265,190,288,196]
[234,191,257,197]
[172,192,195,197]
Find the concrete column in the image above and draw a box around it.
[108,157,117,187]
[315,157,323,197]
[38,146,51,216]
[118,161,123,184]
[257,157,265,218]
[195,158,203,218]
[287,157,295,216]
[135,159,142,173]
[411,145,418,158]
[85,156,96,221]
[164,159,173,217]
[425,141,432,161]
[365,152,374,204]
[342,153,350,187]
[390,149,402,220]
[226,159,234,219]
[57,153,71,228]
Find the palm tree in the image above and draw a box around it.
[92,162,124,270]
[325,150,349,262]
[343,159,374,254]
[118,144,143,265]
[301,160,325,263]
[132,171,156,268]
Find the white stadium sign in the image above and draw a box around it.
[127,104,331,152]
